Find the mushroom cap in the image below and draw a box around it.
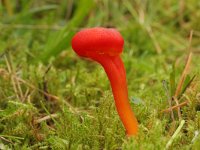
[71,27,124,57]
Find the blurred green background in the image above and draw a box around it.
[0,0,200,149]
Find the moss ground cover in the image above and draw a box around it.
[0,0,200,149]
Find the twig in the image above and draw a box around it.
[165,120,185,149]
[161,101,188,113]
[0,136,13,144]
[34,114,58,124]
[0,134,24,140]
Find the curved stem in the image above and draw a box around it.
[91,54,138,136]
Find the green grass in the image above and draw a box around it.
[0,0,200,149]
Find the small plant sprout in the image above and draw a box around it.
[71,27,138,136]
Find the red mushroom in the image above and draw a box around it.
[71,27,138,136]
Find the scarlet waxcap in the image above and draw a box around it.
[71,27,124,57]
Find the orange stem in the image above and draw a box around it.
[91,54,138,136]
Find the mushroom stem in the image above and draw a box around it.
[90,54,138,136]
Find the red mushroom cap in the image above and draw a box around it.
[71,27,124,57]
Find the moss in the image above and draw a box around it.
[0,0,200,149]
